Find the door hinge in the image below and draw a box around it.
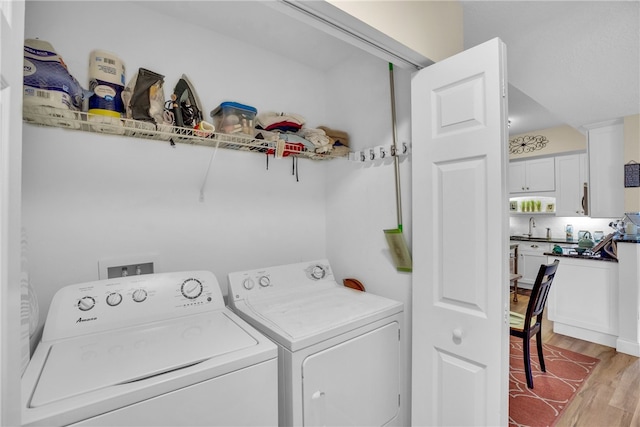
[398,329,401,341]
[398,394,401,407]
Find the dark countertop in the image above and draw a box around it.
[544,252,619,263]
[510,235,578,245]
[614,234,640,243]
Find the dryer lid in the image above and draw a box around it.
[29,310,257,407]
[245,286,402,345]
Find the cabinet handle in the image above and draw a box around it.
[531,244,538,248]
[582,183,589,216]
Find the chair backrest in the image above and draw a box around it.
[525,259,560,327]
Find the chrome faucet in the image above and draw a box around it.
[528,217,536,237]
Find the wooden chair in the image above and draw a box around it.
[509,259,560,389]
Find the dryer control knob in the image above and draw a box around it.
[78,296,96,311]
[106,292,123,307]
[243,278,255,290]
[132,289,148,303]
[259,276,270,287]
[311,265,326,280]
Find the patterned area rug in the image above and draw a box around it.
[509,336,600,427]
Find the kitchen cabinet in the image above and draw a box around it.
[555,153,588,216]
[587,121,624,218]
[511,241,551,287]
[508,157,555,193]
[547,255,619,347]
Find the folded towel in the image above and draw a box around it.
[318,126,349,147]
[257,111,306,128]
[298,128,332,153]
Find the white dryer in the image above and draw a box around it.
[227,259,404,427]
[22,271,278,426]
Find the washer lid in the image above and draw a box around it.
[244,286,402,345]
[30,310,257,407]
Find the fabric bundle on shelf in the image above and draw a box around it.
[256,111,305,132]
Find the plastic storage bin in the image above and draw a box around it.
[210,101,257,136]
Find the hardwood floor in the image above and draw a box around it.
[511,293,640,426]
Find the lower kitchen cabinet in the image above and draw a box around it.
[547,255,619,347]
[512,242,552,288]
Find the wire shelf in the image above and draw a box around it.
[22,106,345,160]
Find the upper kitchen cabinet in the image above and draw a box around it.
[555,153,588,216]
[587,121,624,218]
[508,157,555,194]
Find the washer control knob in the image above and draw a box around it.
[132,289,148,303]
[106,292,123,307]
[181,278,203,299]
[259,276,270,287]
[78,296,96,311]
[311,265,326,280]
[243,278,255,290]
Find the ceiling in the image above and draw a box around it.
[138,1,639,136]
[462,1,640,135]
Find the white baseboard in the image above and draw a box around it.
[616,338,640,357]
[553,322,617,348]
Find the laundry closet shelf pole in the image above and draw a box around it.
[384,63,412,272]
[389,63,403,230]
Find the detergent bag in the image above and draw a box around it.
[23,39,85,111]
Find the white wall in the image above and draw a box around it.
[23,3,415,423]
[18,3,339,323]
[328,0,463,62]
[23,0,414,367]
[323,53,413,419]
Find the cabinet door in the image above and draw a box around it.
[508,158,555,193]
[555,153,588,216]
[518,243,550,286]
[519,252,546,286]
[302,322,400,427]
[525,157,555,192]
[508,161,527,193]
[588,123,624,218]
[547,257,618,336]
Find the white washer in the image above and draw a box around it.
[22,271,278,426]
[228,259,404,427]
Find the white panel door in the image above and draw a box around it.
[411,38,509,426]
[1,1,25,426]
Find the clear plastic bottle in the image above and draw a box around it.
[565,224,573,241]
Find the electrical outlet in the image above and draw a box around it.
[98,254,158,279]
[107,262,154,279]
